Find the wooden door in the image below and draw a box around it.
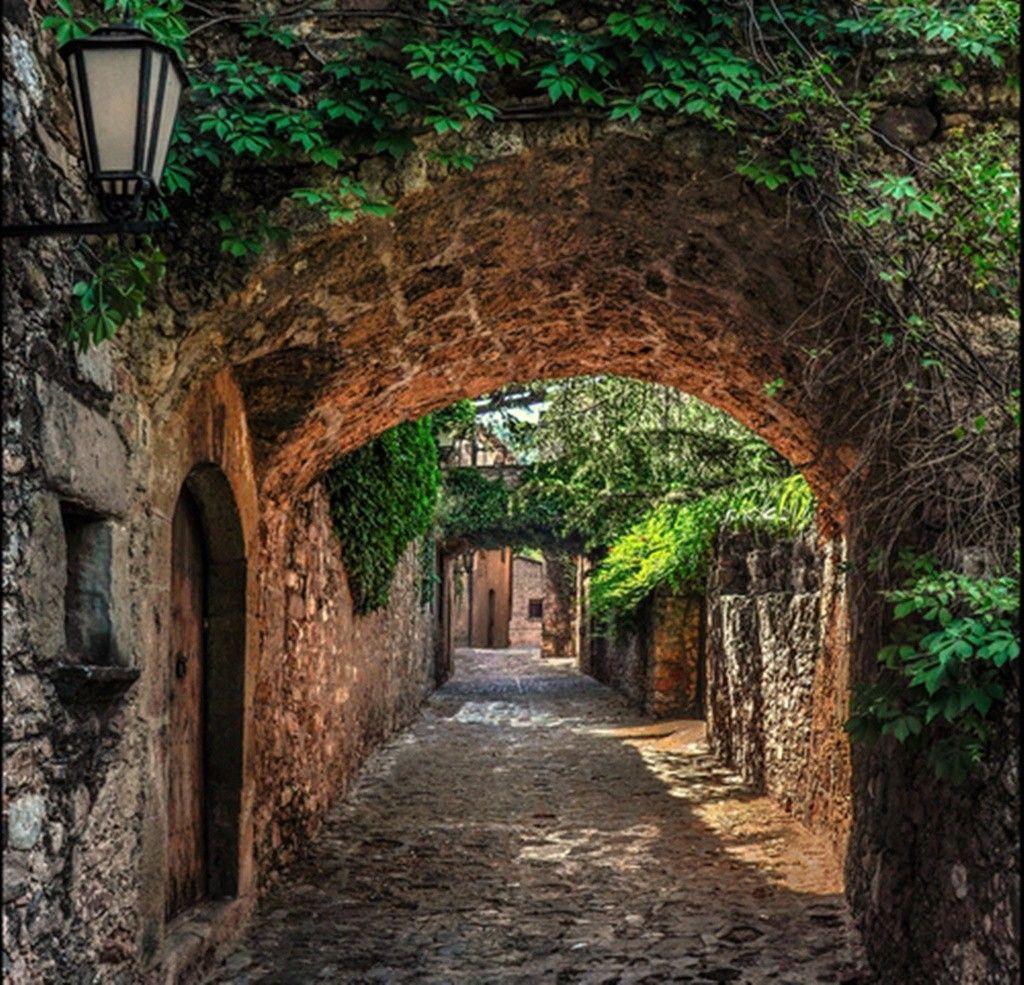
[167,488,206,919]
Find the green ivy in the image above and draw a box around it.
[439,467,511,544]
[41,1,1019,356]
[589,474,816,623]
[68,245,166,350]
[845,555,1020,783]
[324,419,440,615]
[437,463,569,550]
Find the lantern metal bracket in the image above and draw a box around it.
[1,218,171,240]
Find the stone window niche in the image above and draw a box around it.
[55,502,139,703]
[528,598,543,620]
[61,502,114,664]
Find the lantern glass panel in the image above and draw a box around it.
[150,61,182,186]
[81,46,142,186]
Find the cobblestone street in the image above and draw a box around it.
[206,648,870,984]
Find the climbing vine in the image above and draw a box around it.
[589,474,816,624]
[845,554,1020,782]
[324,418,440,615]
[66,245,166,350]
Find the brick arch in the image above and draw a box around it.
[188,132,857,520]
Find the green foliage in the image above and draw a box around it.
[835,1,1018,66]
[438,467,511,544]
[44,0,187,53]
[67,246,166,349]
[291,180,394,224]
[324,419,441,615]
[846,555,1020,783]
[213,210,291,258]
[507,377,791,552]
[418,533,439,607]
[589,474,816,623]
[431,399,476,442]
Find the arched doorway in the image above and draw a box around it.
[166,465,247,918]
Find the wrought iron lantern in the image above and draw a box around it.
[2,23,189,239]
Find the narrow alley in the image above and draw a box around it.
[205,649,869,984]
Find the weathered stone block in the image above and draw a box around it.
[7,793,46,849]
[35,376,129,517]
[872,105,938,148]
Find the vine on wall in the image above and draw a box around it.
[846,554,1020,781]
[588,474,815,624]
[324,418,440,615]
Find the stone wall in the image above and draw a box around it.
[704,529,824,817]
[1,19,438,969]
[588,588,702,718]
[844,552,1021,985]
[251,487,435,883]
[1,360,438,983]
[589,610,648,709]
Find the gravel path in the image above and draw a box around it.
[205,648,871,984]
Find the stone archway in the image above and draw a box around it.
[145,125,862,967]
[165,130,860,522]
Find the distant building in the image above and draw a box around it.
[442,425,543,649]
[509,555,544,647]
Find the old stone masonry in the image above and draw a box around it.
[203,649,869,984]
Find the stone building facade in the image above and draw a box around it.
[508,555,543,648]
[449,547,513,649]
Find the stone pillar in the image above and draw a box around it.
[541,551,576,660]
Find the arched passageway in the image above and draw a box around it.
[154,129,860,973]
[4,0,1014,974]
[169,133,860,521]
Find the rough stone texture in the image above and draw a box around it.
[590,611,649,710]
[203,648,871,984]
[541,551,577,661]
[648,590,703,718]
[704,529,840,833]
[168,131,860,521]
[251,483,435,884]
[35,375,130,517]
[872,105,939,148]
[3,362,438,984]
[508,555,543,648]
[588,589,703,719]
[845,555,1021,985]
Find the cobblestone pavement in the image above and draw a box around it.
[205,648,871,984]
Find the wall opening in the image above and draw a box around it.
[61,503,113,664]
